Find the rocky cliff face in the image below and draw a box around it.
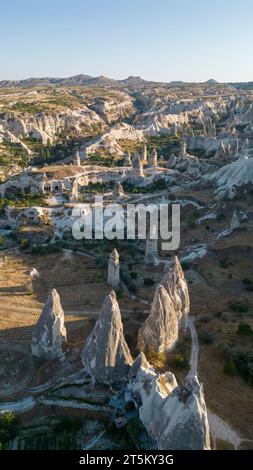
[138,256,190,353]
[85,123,143,156]
[91,92,135,124]
[162,256,190,325]
[107,248,120,288]
[128,353,210,450]
[128,353,178,434]
[156,375,211,450]
[82,291,133,383]
[31,289,67,360]
[0,108,104,145]
[138,285,179,352]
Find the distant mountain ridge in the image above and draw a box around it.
[0,74,251,89]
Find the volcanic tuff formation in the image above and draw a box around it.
[138,256,190,352]
[128,353,210,450]
[82,291,133,383]
[31,289,67,360]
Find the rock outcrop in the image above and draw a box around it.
[128,354,210,450]
[230,210,240,231]
[162,256,190,327]
[85,123,143,157]
[156,375,211,450]
[82,291,133,383]
[131,150,144,183]
[113,181,124,198]
[107,248,120,288]
[124,150,132,166]
[138,285,179,353]
[144,235,159,266]
[31,289,67,360]
[128,353,178,433]
[138,256,190,353]
[141,143,147,162]
[205,156,253,199]
[148,148,158,167]
[0,108,104,146]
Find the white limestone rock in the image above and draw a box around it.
[156,375,211,450]
[128,354,210,449]
[162,257,190,322]
[31,289,67,360]
[141,143,147,162]
[29,268,39,280]
[138,256,190,353]
[73,150,81,166]
[86,123,143,157]
[113,181,124,198]
[148,148,158,167]
[131,150,144,183]
[107,248,120,288]
[144,236,159,266]
[128,353,178,433]
[69,178,79,203]
[187,158,200,178]
[205,156,253,199]
[230,210,240,231]
[124,151,132,166]
[82,291,133,383]
[179,139,187,157]
[138,285,179,353]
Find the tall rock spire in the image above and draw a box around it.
[138,285,179,352]
[138,256,190,353]
[148,148,158,167]
[141,143,147,162]
[144,235,159,266]
[82,291,133,383]
[107,248,120,288]
[162,256,190,323]
[131,150,144,183]
[124,150,132,167]
[31,289,67,360]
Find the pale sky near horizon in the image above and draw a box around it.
[0,0,252,83]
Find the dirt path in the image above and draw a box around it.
[187,317,199,377]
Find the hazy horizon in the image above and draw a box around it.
[1,0,253,83]
[0,73,251,85]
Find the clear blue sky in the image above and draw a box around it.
[1,0,252,82]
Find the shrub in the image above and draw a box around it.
[242,278,253,292]
[54,416,82,434]
[143,277,155,286]
[229,301,249,313]
[237,323,253,336]
[126,417,143,440]
[186,218,197,229]
[146,348,167,369]
[181,260,190,271]
[231,349,253,385]
[19,238,30,250]
[95,256,108,269]
[115,288,123,300]
[130,272,138,280]
[200,314,213,323]
[199,331,214,344]
[224,361,237,376]
[128,282,137,293]
[220,343,232,361]
[219,258,230,269]
[0,411,19,448]
[172,353,188,369]
[221,312,230,321]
